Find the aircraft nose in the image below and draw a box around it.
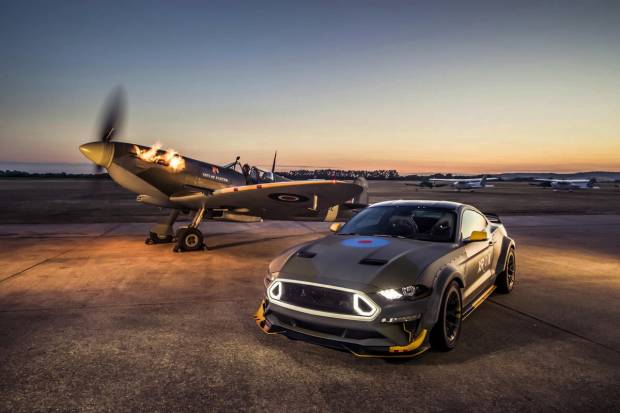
[79,142,114,167]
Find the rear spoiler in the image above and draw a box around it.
[484,212,502,224]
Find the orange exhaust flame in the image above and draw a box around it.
[134,142,186,172]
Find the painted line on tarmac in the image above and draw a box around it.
[0,223,122,285]
[489,299,620,355]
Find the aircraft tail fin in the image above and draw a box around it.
[352,176,369,206]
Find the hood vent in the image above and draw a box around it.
[296,250,316,258]
[359,258,388,266]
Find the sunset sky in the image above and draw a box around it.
[1,1,619,173]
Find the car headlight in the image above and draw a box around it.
[378,285,429,300]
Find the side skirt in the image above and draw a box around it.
[462,285,496,320]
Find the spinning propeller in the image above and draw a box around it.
[79,87,126,173]
[99,86,126,146]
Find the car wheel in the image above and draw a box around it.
[496,249,516,294]
[176,228,204,252]
[430,281,462,351]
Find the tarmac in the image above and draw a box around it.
[1,216,619,412]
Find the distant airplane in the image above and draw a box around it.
[79,88,368,252]
[534,178,599,191]
[429,175,497,192]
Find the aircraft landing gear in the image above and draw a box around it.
[145,210,180,245]
[173,207,208,252]
[174,227,204,252]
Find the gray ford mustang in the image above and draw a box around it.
[255,200,516,357]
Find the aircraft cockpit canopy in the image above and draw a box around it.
[224,157,288,184]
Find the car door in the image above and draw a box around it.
[460,209,494,303]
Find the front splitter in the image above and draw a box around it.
[254,299,430,359]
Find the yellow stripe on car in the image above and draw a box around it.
[388,329,428,353]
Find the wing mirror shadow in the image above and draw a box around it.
[329,222,343,233]
[464,230,488,243]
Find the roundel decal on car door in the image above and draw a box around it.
[268,193,309,203]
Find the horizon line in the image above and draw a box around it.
[1,161,619,176]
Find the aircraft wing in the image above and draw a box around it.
[429,178,488,183]
[536,178,589,184]
[170,180,363,219]
[429,178,461,183]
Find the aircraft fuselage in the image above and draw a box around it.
[81,141,246,204]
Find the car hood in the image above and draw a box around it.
[279,235,457,291]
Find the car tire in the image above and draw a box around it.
[176,227,204,252]
[496,249,516,294]
[430,281,462,351]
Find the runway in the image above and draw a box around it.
[1,215,619,411]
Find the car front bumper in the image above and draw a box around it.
[255,298,431,358]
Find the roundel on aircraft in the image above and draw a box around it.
[268,193,309,203]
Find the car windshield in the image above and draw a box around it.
[338,205,456,243]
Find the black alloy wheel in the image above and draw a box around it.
[431,281,462,351]
[496,249,516,293]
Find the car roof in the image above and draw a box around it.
[369,200,465,210]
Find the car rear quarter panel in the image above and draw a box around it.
[493,231,516,277]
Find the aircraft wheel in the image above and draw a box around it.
[175,228,205,252]
[145,231,173,245]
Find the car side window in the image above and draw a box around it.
[460,210,488,241]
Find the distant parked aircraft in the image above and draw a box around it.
[534,178,599,191]
[405,178,435,189]
[429,175,497,192]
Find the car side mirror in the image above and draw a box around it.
[329,222,343,233]
[464,230,488,243]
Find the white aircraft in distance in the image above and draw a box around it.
[429,175,497,192]
[534,178,599,191]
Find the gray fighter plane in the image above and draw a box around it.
[79,89,368,252]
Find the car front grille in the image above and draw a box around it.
[269,279,380,320]
[280,282,358,315]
